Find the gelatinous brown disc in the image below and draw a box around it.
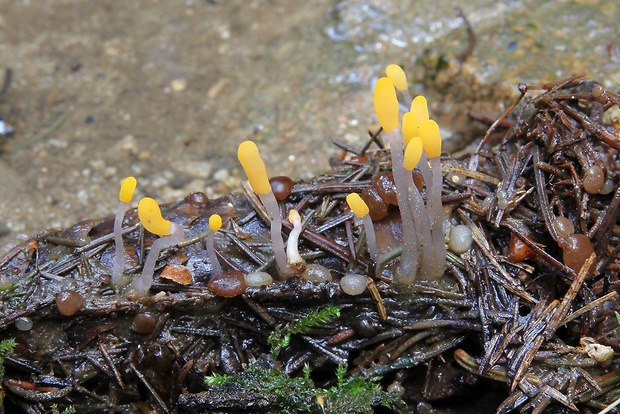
[562,234,595,274]
[56,290,84,316]
[361,187,388,221]
[207,270,247,297]
[373,171,398,205]
[269,176,294,201]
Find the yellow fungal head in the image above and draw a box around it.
[373,77,399,133]
[420,119,442,158]
[385,64,408,91]
[138,197,172,236]
[288,209,301,225]
[237,141,272,195]
[119,176,137,203]
[404,136,423,171]
[402,112,420,146]
[346,193,369,218]
[209,214,222,232]
[410,95,429,124]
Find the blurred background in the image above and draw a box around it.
[0,0,618,246]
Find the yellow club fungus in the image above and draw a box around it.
[374,75,420,284]
[403,137,433,274]
[419,119,442,159]
[410,95,429,124]
[402,112,420,146]
[386,64,412,106]
[132,197,184,295]
[138,197,172,236]
[237,140,271,195]
[373,77,400,134]
[385,64,408,91]
[237,140,290,279]
[373,64,447,284]
[346,193,378,262]
[403,136,423,171]
[112,176,137,289]
[119,176,137,203]
[206,213,223,276]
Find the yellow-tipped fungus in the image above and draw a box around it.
[373,77,400,133]
[373,76,420,284]
[237,140,290,279]
[237,141,271,195]
[138,197,173,236]
[385,64,408,91]
[403,137,432,267]
[119,176,137,203]
[403,136,423,171]
[206,213,223,276]
[112,176,137,288]
[372,65,448,284]
[410,95,429,124]
[346,193,378,262]
[386,64,412,106]
[420,119,442,158]
[132,197,184,295]
[402,112,420,146]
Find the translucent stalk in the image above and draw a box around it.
[206,229,222,276]
[413,153,437,278]
[387,128,419,285]
[112,201,130,288]
[426,156,446,279]
[258,193,291,279]
[132,222,184,295]
[361,215,378,261]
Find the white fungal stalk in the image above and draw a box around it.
[206,214,223,276]
[286,209,306,273]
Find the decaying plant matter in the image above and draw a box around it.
[0,77,619,413]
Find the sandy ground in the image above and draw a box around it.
[0,0,618,248]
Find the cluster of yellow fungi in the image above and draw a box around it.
[369,64,446,284]
[107,64,453,300]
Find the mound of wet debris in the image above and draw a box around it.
[1,77,619,413]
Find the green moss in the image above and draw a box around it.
[204,306,409,413]
[324,365,400,413]
[0,338,16,405]
[51,405,76,414]
[268,305,340,359]
[205,362,406,414]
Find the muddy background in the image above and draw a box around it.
[0,0,618,248]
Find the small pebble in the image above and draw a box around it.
[170,78,188,92]
[137,151,152,161]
